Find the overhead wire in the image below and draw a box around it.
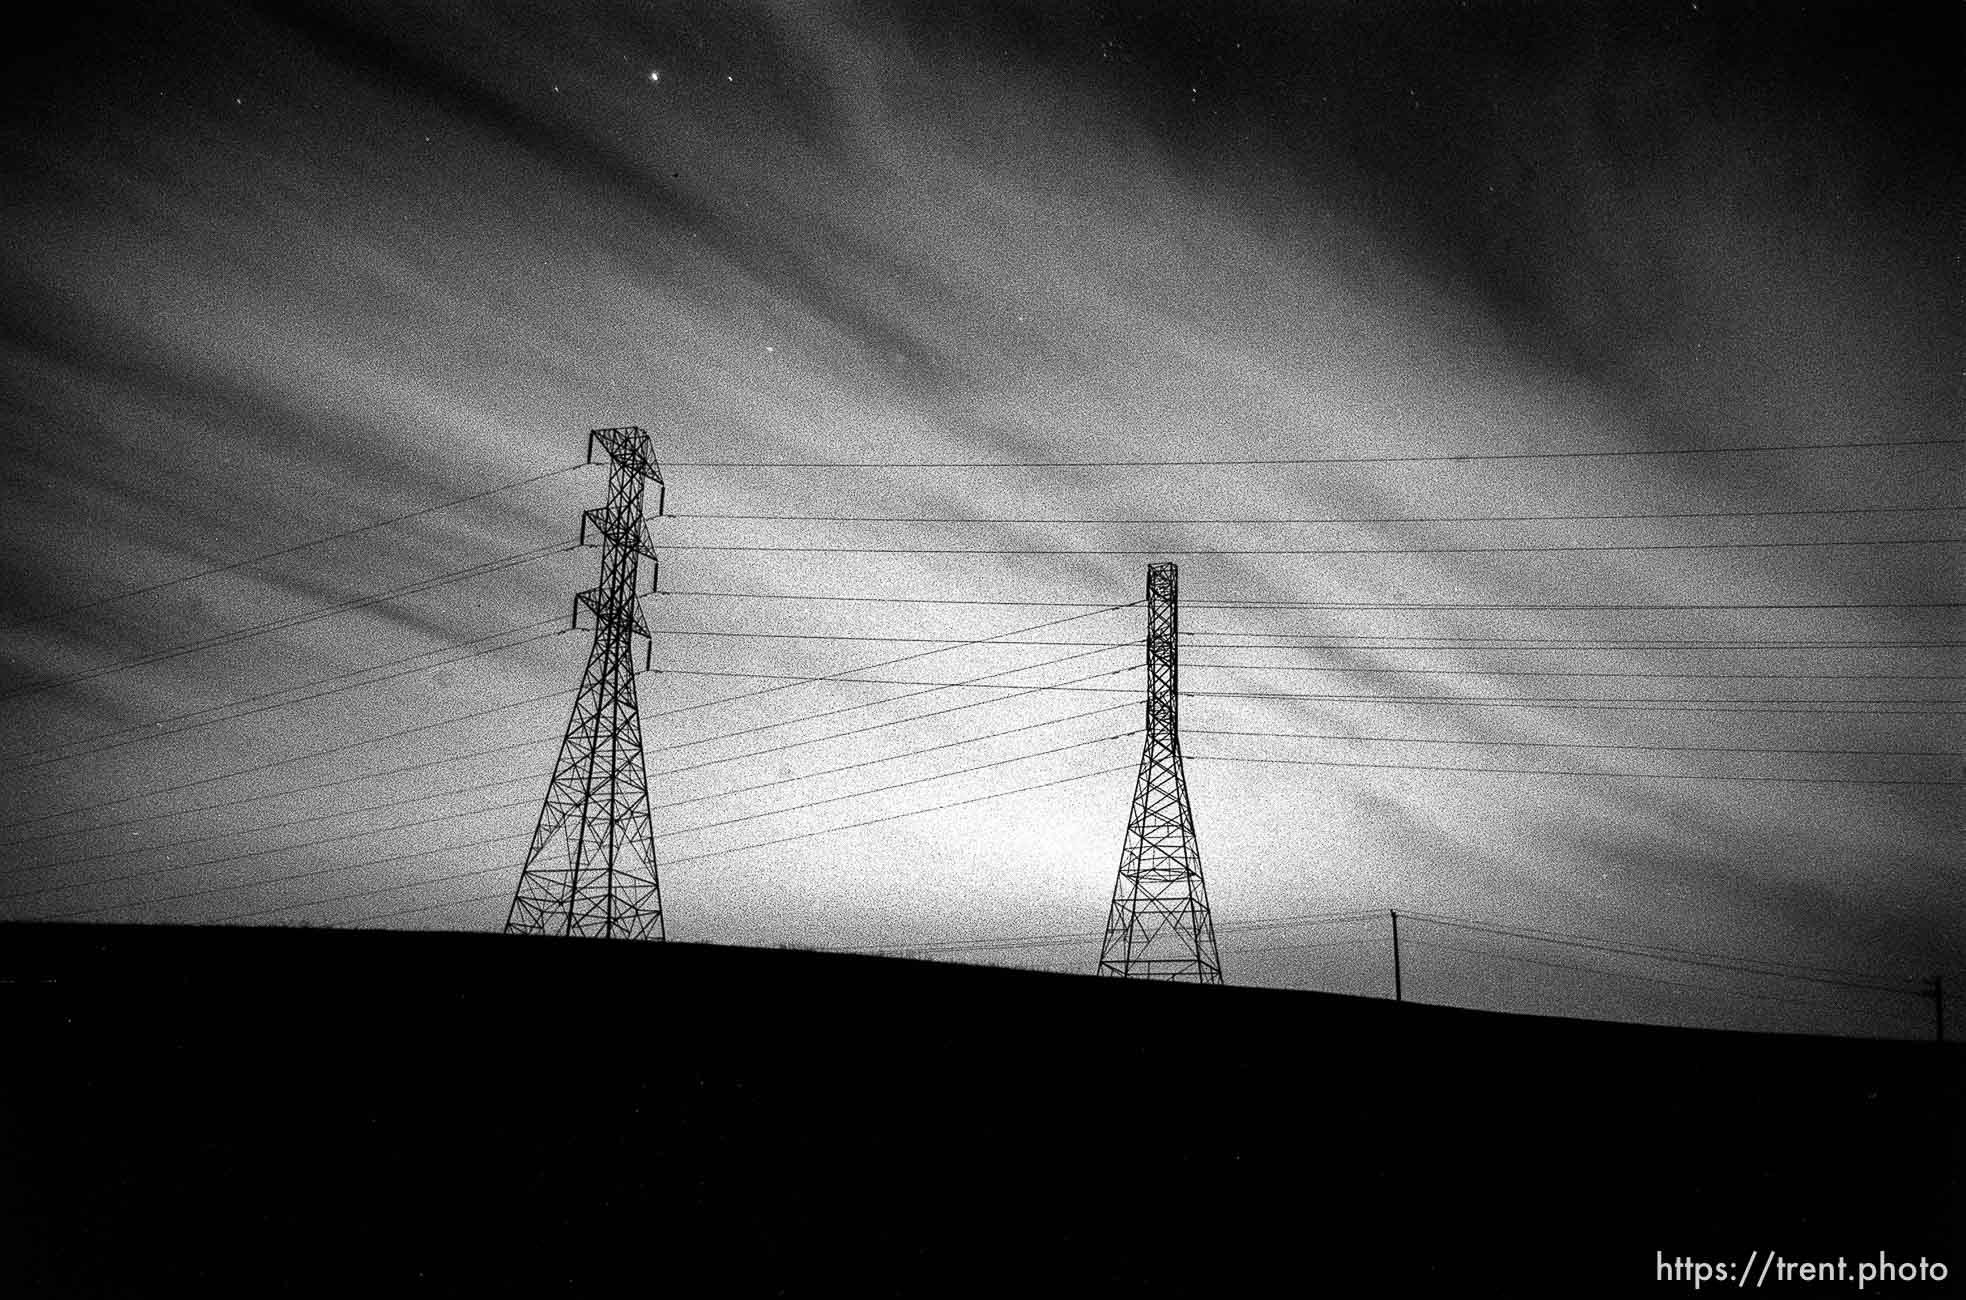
[14,722,1136,913]
[1186,753,1962,785]
[1396,909,1921,986]
[1184,727,1958,758]
[0,540,574,703]
[646,665,1140,778]
[1184,632,1964,649]
[637,600,1136,727]
[222,761,1138,928]
[0,726,564,854]
[665,437,1961,468]
[649,643,1135,753]
[672,503,1960,524]
[657,625,1965,653]
[656,536,1964,556]
[0,461,585,630]
[661,730,1135,840]
[1401,937,1917,1017]
[1180,660,1963,680]
[662,589,1960,611]
[0,617,1137,853]
[0,619,565,773]
[1189,599,1962,611]
[654,703,1136,807]
[0,683,579,839]
[648,668,1962,713]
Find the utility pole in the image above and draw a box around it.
[1390,909,1403,1002]
[1098,562,1222,983]
[503,427,666,939]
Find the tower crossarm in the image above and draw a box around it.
[579,505,660,563]
[574,586,653,640]
[589,426,663,484]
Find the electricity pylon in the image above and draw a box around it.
[503,427,666,939]
[1098,562,1222,982]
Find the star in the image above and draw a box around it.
[649,70,660,83]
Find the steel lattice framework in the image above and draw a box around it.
[504,427,667,939]
[1098,562,1222,982]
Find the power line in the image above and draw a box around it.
[0,684,578,839]
[664,437,1961,468]
[1226,935,1387,958]
[12,725,1135,913]
[1,768,550,899]
[32,802,538,923]
[0,727,564,855]
[651,627,1134,649]
[328,892,1929,1040]
[1215,909,1390,934]
[658,762,1135,870]
[0,541,573,703]
[167,827,533,927]
[656,625,1965,653]
[0,462,585,630]
[0,641,1134,858]
[1183,661,1962,681]
[672,504,1959,525]
[1400,937,1908,1017]
[655,704,1136,805]
[350,885,515,929]
[649,670,1137,778]
[1187,753,1962,786]
[650,645,1135,754]
[665,589,1961,612]
[662,731,1134,841]
[657,537,1964,556]
[1186,632,1964,649]
[816,908,1387,957]
[1187,600,1962,611]
[1185,727,1958,759]
[0,620,565,773]
[229,761,1138,928]
[16,785,546,913]
[639,601,1136,728]
[650,669,1963,713]
[662,588,1132,608]
[1398,908,1915,985]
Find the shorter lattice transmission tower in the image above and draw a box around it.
[504,427,666,939]
[1098,562,1222,982]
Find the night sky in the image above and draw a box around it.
[1,1,1958,1037]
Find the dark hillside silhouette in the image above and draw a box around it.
[3,922,1959,1295]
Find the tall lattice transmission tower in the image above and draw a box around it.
[1098,562,1222,982]
[503,427,666,939]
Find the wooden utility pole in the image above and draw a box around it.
[1390,909,1403,1003]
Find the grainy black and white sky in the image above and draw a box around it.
[1,0,1958,1036]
